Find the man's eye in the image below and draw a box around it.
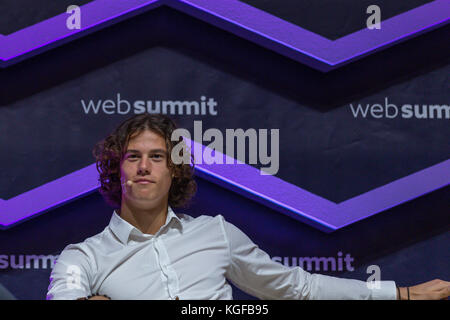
[126,154,163,160]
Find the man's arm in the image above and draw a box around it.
[220,217,395,299]
[397,280,450,300]
[47,244,94,300]
[221,217,449,300]
[222,216,447,300]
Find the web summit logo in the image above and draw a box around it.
[81,93,218,116]
[0,254,58,269]
[350,97,449,119]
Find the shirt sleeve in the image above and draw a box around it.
[46,243,94,300]
[221,217,397,300]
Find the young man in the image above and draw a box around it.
[47,114,449,300]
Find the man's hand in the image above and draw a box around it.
[88,295,111,300]
[398,279,450,300]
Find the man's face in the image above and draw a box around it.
[120,129,172,209]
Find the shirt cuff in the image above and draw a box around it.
[370,281,397,300]
[46,290,90,300]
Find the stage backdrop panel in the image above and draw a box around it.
[0,1,448,300]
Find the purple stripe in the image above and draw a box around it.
[335,160,450,228]
[0,0,448,70]
[0,0,163,65]
[0,164,99,228]
[1,138,448,232]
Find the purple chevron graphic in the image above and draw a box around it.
[0,0,448,71]
[0,1,449,231]
[1,138,449,232]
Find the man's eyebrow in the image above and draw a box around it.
[125,149,167,154]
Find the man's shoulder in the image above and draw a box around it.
[59,227,109,257]
[175,212,227,230]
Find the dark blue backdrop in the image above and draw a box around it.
[0,1,448,300]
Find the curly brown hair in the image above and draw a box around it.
[92,114,197,209]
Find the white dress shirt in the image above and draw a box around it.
[47,207,397,300]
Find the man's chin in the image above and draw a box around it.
[123,196,163,209]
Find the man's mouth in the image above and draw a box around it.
[134,179,155,184]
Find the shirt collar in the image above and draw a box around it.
[109,206,182,245]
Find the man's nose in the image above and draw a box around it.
[137,157,151,175]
